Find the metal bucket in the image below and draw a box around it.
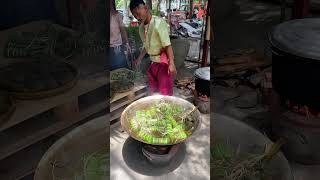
[34,116,109,180]
[120,95,201,146]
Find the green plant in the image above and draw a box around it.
[151,8,160,16]
[126,25,143,59]
[127,26,142,45]
[115,0,123,9]
[151,1,160,16]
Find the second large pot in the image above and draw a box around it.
[194,67,210,97]
[269,18,320,110]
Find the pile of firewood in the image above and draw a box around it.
[175,77,195,97]
[175,77,193,88]
[213,48,272,89]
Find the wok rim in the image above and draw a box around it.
[120,95,202,146]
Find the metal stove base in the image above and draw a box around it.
[142,143,180,166]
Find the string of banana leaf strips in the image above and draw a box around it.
[211,138,286,180]
[5,23,106,59]
[51,147,109,180]
[129,101,197,144]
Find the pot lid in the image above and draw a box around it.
[269,18,320,60]
[194,67,210,81]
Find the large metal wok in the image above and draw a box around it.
[120,95,201,145]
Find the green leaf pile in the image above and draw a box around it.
[129,101,194,144]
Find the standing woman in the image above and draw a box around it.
[110,0,131,70]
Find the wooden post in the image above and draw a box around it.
[201,0,210,67]
[53,98,80,121]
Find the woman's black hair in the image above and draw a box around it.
[129,0,145,12]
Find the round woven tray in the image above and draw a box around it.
[111,80,134,94]
[0,60,79,100]
[110,68,135,82]
[34,116,109,180]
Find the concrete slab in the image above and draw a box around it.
[110,114,210,180]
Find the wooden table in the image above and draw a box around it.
[110,79,148,123]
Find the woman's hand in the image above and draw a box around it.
[168,62,177,76]
[133,58,141,68]
[125,43,132,56]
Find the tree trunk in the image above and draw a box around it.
[146,0,152,10]
[201,0,210,67]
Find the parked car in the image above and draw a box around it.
[183,19,203,30]
[178,22,202,38]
